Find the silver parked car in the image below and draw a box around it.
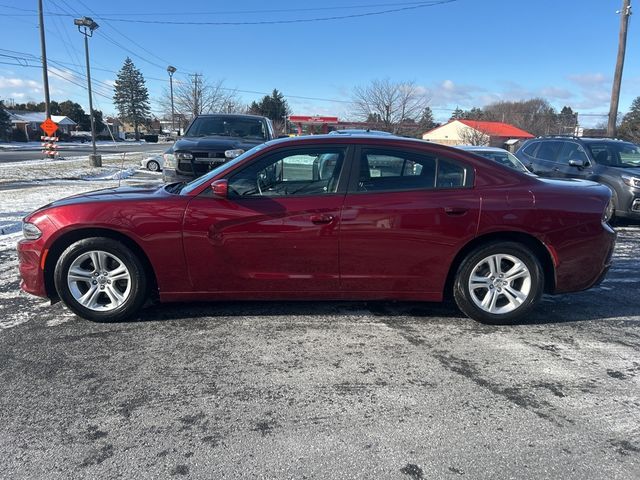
[140,153,164,172]
[456,145,532,173]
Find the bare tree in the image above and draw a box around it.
[483,98,559,136]
[158,75,243,121]
[458,123,490,146]
[352,79,429,134]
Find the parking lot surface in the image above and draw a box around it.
[0,171,638,478]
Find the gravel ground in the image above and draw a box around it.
[0,168,638,479]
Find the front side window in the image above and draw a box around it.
[357,149,471,192]
[558,142,589,164]
[228,148,345,197]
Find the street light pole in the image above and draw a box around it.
[74,16,101,167]
[167,65,176,134]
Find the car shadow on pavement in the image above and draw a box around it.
[133,300,465,324]
[125,297,640,326]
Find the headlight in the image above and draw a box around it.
[175,152,193,160]
[22,222,42,240]
[622,174,640,188]
[225,149,245,159]
[163,153,176,168]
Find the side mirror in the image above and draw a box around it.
[210,179,228,198]
[568,159,587,168]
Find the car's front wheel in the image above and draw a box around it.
[453,242,543,324]
[146,160,160,172]
[54,238,147,322]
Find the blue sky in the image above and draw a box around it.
[0,0,638,127]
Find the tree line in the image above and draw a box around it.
[2,56,639,143]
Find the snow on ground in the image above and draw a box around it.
[0,140,162,151]
[0,152,165,329]
[0,150,163,237]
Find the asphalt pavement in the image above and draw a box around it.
[0,199,638,478]
[2,274,640,479]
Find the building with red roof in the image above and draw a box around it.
[422,119,534,150]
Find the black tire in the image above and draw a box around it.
[147,160,160,172]
[54,237,147,322]
[453,242,544,325]
[604,187,618,224]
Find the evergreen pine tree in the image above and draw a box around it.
[450,107,464,121]
[249,89,289,122]
[0,100,11,141]
[113,57,150,140]
[418,107,437,132]
[619,97,640,143]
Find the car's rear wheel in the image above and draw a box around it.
[453,242,543,324]
[54,238,147,322]
[147,160,160,172]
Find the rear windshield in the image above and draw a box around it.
[588,142,640,168]
[186,117,267,140]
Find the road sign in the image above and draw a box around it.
[40,118,58,136]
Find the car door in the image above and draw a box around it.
[182,146,351,294]
[339,146,480,296]
[554,141,593,179]
[530,140,564,177]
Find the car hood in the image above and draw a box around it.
[172,136,264,152]
[33,185,168,212]
[535,177,603,189]
[610,165,640,176]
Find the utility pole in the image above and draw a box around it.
[192,73,201,117]
[608,0,632,138]
[38,0,51,118]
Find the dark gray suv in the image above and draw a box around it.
[516,136,640,221]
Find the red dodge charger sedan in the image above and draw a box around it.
[18,135,616,324]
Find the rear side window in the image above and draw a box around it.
[533,141,564,162]
[356,149,472,192]
[521,142,539,157]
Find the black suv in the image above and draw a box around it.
[163,113,275,182]
[516,136,640,221]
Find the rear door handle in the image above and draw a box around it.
[444,207,468,216]
[310,214,334,225]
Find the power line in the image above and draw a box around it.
[0,1,454,17]
[75,1,459,25]
[0,1,458,25]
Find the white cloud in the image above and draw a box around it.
[0,77,40,89]
[568,73,609,87]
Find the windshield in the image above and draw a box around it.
[588,142,640,168]
[178,143,269,195]
[467,149,529,173]
[186,117,267,140]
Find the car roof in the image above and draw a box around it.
[527,136,631,144]
[265,133,428,147]
[328,129,394,136]
[193,113,267,120]
[455,145,509,152]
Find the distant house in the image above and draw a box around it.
[8,111,77,139]
[422,120,534,150]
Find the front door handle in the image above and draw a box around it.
[310,214,334,225]
[444,207,468,216]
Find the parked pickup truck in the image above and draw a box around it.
[162,113,275,183]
